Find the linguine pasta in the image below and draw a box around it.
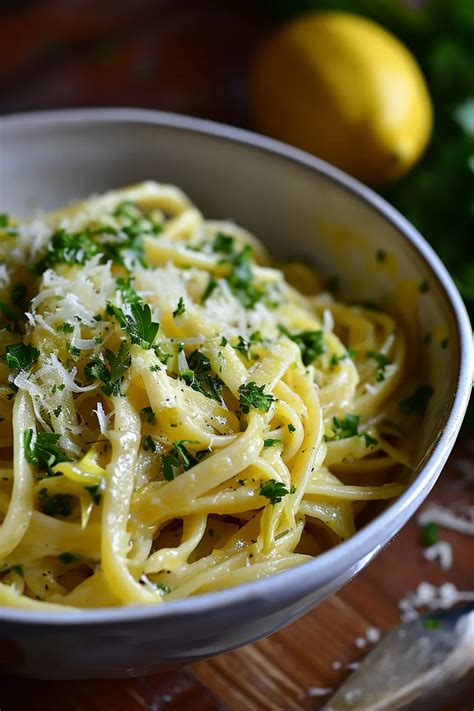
[0,182,429,610]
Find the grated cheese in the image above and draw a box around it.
[418,503,474,535]
[422,540,453,570]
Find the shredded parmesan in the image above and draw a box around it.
[418,503,474,535]
[422,541,453,570]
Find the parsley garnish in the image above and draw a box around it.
[263,438,282,448]
[143,435,158,453]
[173,296,186,318]
[260,479,294,505]
[279,326,326,366]
[201,277,218,303]
[220,336,228,347]
[140,406,155,423]
[288,423,296,432]
[84,484,101,506]
[212,232,235,254]
[156,583,171,595]
[11,565,23,576]
[423,618,441,630]
[367,351,389,382]
[58,552,83,564]
[421,521,438,547]
[162,440,200,481]
[24,430,72,475]
[38,488,73,517]
[84,341,131,396]
[225,245,264,309]
[5,343,39,370]
[107,301,159,349]
[238,382,274,414]
[399,385,434,414]
[181,350,223,402]
[0,214,9,228]
[331,414,360,439]
[116,277,140,304]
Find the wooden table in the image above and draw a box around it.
[0,2,473,708]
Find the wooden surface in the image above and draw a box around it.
[0,2,473,709]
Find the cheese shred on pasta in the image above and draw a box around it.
[0,182,426,610]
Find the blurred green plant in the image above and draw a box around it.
[264,0,474,318]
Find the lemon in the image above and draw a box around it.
[249,12,433,185]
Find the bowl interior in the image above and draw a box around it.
[0,109,465,479]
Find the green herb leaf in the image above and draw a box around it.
[58,552,83,564]
[238,382,274,414]
[224,245,264,309]
[84,484,101,506]
[421,521,439,548]
[140,406,155,424]
[143,435,158,453]
[279,325,325,366]
[288,423,296,432]
[24,429,72,475]
[84,341,131,396]
[260,479,291,505]
[330,414,360,440]
[263,438,282,448]
[5,343,39,370]
[201,277,218,303]
[173,296,186,318]
[162,440,200,481]
[38,488,73,517]
[212,232,235,254]
[399,385,434,414]
[181,350,223,402]
[116,277,140,304]
[108,301,159,349]
[367,350,389,382]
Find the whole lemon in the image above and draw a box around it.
[249,12,433,185]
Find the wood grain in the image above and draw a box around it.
[0,2,473,708]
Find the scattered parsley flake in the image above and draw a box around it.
[238,382,274,414]
[143,435,158,453]
[24,429,72,475]
[279,325,325,366]
[84,341,131,396]
[212,232,235,254]
[201,277,218,303]
[38,488,73,517]
[162,440,200,481]
[399,385,434,414]
[58,552,82,564]
[5,343,39,371]
[84,484,101,506]
[421,521,439,548]
[140,406,155,424]
[260,479,291,505]
[173,296,186,318]
[181,350,223,402]
[263,438,282,448]
[288,423,296,432]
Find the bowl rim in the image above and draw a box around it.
[0,107,472,625]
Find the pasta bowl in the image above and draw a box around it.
[0,108,471,679]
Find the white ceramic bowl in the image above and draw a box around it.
[0,109,471,679]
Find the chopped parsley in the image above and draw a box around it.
[173,296,186,318]
[107,301,159,349]
[58,552,83,564]
[143,435,158,453]
[423,618,441,630]
[288,423,296,432]
[140,406,156,424]
[156,583,171,595]
[227,246,264,309]
[238,382,274,414]
[11,565,23,577]
[260,479,295,505]
[84,484,102,506]
[330,414,360,439]
[201,276,218,303]
[181,350,223,402]
[59,322,74,334]
[421,521,439,548]
[162,440,200,481]
[263,438,282,448]
[367,351,389,382]
[220,336,228,347]
[327,414,377,447]
[399,385,434,414]
[38,488,73,517]
[0,214,9,228]
[278,325,325,366]
[212,232,235,254]
[5,343,39,371]
[24,430,72,475]
[84,341,131,396]
[116,277,140,304]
